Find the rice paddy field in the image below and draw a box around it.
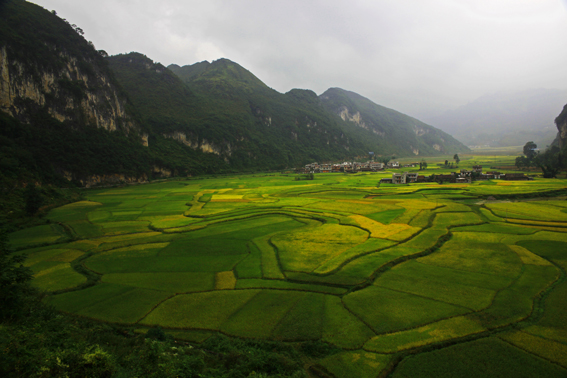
[11,154,567,377]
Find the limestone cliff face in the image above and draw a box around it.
[163,131,233,159]
[63,171,148,188]
[62,165,176,188]
[339,106,385,137]
[555,104,567,149]
[0,45,136,134]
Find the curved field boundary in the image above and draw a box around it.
[253,235,285,280]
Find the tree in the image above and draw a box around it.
[453,154,460,165]
[420,159,427,170]
[0,219,34,319]
[534,145,564,178]
[515,156,528,170]
[444,160,448,166]
[24,184,44,216]
[523,141,537,162]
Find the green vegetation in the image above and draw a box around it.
[392,337,567,378]
[319,88,468,156]
[2,1,566,375]
[343,286,469,334]
[3,159,567,377]
[321,295,376,349]
[318,350,391,378]
[105,49,470,175]
[221,290,305,339]
[515,140,567,178]
[364,316,485,353]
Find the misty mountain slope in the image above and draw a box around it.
[427,88,567,147]
[165,59,373,168]
[319,88,469,156]
[0,0,470,188]
[554,103,567,148]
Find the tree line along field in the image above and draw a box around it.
[10,154,567,378]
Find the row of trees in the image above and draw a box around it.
[442,154,460,169]
[516,141,566,178]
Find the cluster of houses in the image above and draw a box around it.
[297,162,532,183]
[380,166,532,184]
[299,160,416,174]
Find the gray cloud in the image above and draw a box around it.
[31,0,567,119]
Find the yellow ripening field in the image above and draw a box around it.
[508,245,553,266]
[349,215,411,239]
[11,167,567,378]
[215,271,237,290]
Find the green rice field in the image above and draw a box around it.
[11,154,567,377]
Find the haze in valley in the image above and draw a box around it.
[30,0,567,141]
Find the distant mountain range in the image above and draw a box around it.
[319,88,465,157]
[425,88,567,148]
[1,0,468,187]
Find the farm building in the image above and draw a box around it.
[387,161,400,168]
[392,172,418,184]
[501,173,532,181]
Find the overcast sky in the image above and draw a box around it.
[31,0,567,119]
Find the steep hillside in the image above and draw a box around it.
[114,57,367,169]
[554,103,567,149]
[0,0,469,191]
[0,0,134,132]
[168,61,210,82]
[166,60,469,164]
[0,0,150,187]
[426,88,567,147]
[319,88,468,156]
[0,0,229,190]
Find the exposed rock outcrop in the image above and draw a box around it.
[62,171,148,188]
[0,46,135,132]
[339,106,385,137]
[61,166,178,188]
[554,104,567,149]
[163,131,232,157]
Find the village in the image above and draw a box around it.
[296,160,532,184]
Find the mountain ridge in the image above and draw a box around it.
[1,0,468,190]
[166,59,469,160]
[426,88,567,147]
[319,87,468,156]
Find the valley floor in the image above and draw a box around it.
[7,155,567,378]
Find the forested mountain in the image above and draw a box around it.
[319,88,468,156]
[426,88,567,147]
[1,0,468,192]
[167,59,468,163]
[0,0,232,191]
[114,55,367,170]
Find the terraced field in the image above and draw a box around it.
[12,163,567,377]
